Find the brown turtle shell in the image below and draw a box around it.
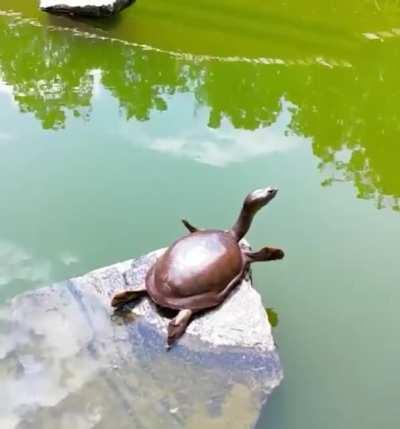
[145,230,246,311]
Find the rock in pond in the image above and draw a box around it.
[0,248,283,429]
[40,0,134,17]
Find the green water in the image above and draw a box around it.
[1,1,400,427]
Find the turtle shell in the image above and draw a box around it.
[145,230,246,310]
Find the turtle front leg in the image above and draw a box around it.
[245,246,285,262]
[167,309,193,349]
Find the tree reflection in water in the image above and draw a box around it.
[0,12,399,211]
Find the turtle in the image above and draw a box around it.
[111,187,284,347]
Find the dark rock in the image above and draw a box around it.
[40,0,134,17]
[0,248,282,428]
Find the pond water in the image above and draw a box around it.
[0,1,400,428]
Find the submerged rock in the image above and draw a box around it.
[0,248,282,429]
[40,0,134,17]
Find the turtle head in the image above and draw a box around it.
[231,187,278,241]
[243,187,278,213]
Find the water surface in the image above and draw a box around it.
[1,1,400,428]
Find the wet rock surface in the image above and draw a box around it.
[40,0,134,17]
[0,248,282,429]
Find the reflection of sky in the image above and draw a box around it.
[0,296,104,429]
[0,131,12,144]
[1,72,304,167]
[0,240,51,288]
[0,80,13,98]
[119,94,304,167]
[0,240,80,298]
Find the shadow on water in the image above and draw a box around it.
[1,10,400,211]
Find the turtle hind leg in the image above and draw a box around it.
[111,283,147,308]
[167,309,193,349]
[181,218,200,233]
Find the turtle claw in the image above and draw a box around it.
[166,324,183,348]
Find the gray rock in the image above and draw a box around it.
[40,0,134,17]
[0,247,282,429]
